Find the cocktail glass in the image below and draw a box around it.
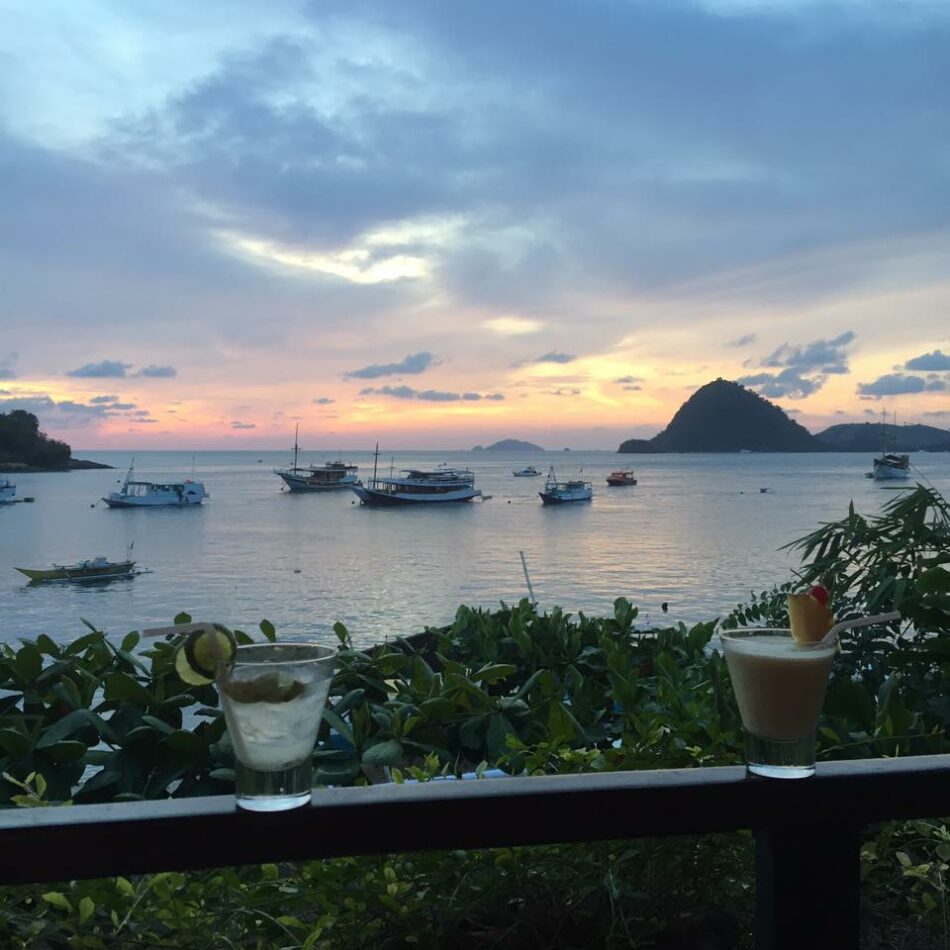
[219,642,336,811]
[720,628,836,779]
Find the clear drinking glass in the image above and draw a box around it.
[720,628,836,779]
[219,642,336,811]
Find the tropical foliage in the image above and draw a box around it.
[0,485,947,947]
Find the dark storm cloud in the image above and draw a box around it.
[726,334,757,348]
[905,349,950,371]
[67,360,131,378]
[856,373,948,398]
[345,352,436,379]
[136,365,177,378]
[360,385,504,402]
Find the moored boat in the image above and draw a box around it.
[869,454,910,480]
[102,461,208,508]
[606,469,637,486]
[275,426,358,491]
[513,466,541,477]
[352,447,481,505]
[539,467,592,504]
[0,478,15,504]
[16,557,137,583]
[866,410,910,481]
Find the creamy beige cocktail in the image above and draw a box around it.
[721,629,835,778]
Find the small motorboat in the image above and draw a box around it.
[513,466,541,477]
[606,469,637,487]
[16,557,137,583]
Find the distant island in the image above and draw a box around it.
[472,439,544,452]
[0,410,111,472]
[815,422,950,453]
[618,379,818,453]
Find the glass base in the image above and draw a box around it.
[235,760,313,811]
[744,732,816,780]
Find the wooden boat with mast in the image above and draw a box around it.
[351,444,481,505]
[274,426,358,491]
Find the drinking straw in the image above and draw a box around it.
[820,610,902,645]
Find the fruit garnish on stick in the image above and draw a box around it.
[145,622,237,685]
[788,585,834,644]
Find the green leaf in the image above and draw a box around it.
[43,740,88,763]
[824,679,875,730]
[259,619,276,641]
[121,632,141,653]
[361,739,403,767]
[78,896,95,923]
[42,892,72,912]
[103,672,155,706]
[15,644,43,682]
[164,731,206,756]
[115,876,134,897]
[0,728,32,757]
[173,612,193,625]
[917,567,950,596]
[35,710,102,749]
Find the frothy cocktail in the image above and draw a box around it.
[721,629,835,778]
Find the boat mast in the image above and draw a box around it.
[372,441,379,485]
[293,424,300,471]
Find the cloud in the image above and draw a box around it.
[740,332,856,398]
[727,334,757,347]
[230,420,256,429]
[923,410,950,417]
[623,384,642,391]
[360,385,504,402]
[483,316,543,336]
[136,365,177,378]
[66,360,131,378]
[345,352,436,379]
[763,332,855,375]
[546,388,581,396]
[613,375,641,384]
[905,349,950,371]
[89,394,119,404]
[0,353,17,380]
[855,373,949,398]
[313,397,335,404]
[737,368,820,399]
[535,351,576,364]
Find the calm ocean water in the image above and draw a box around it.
[1,450,947,649]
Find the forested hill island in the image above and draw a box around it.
[471,439,544,452]
[0,410,110,471]
[618,379,950,453]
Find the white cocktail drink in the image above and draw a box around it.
[219,643,335,811]
[721,629,835,778]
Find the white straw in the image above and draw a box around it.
[820,610,901,645]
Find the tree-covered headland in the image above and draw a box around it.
[0,410,71,470]
[0,486,948,948]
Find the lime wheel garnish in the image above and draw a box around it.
[174,625,236,685]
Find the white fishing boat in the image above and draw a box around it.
[102,460,208,508]
[274,427,358,491]
[351,446,481,505]
[0,478,15,504]
[539,467,592,505]
[512,466,541,477]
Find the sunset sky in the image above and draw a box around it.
[1,0,948,450]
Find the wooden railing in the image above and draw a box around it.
[3,755,950,949]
